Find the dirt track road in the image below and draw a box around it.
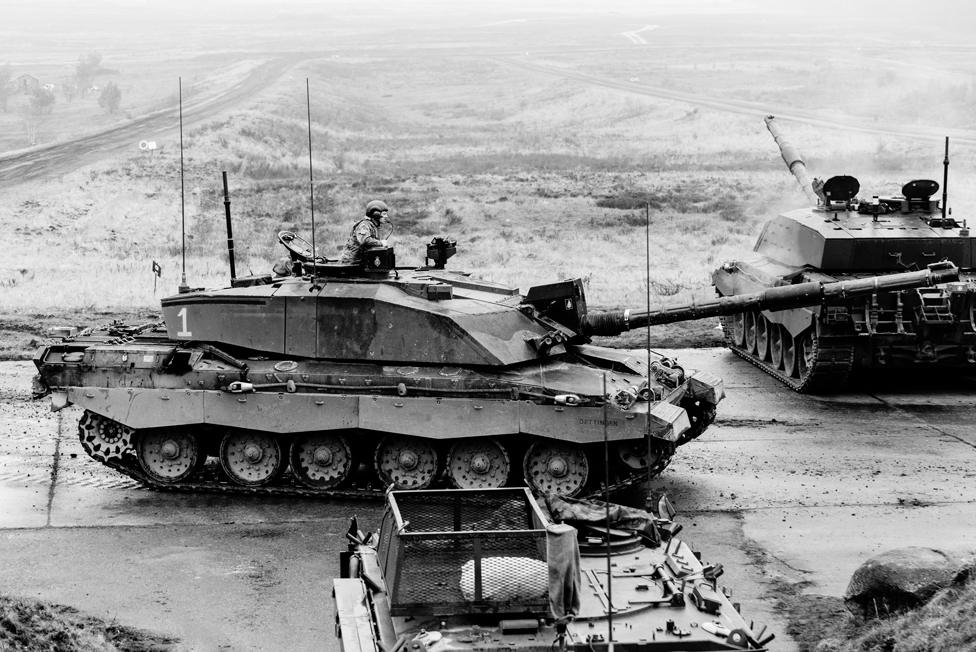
[0,55,304,184]
[1,351,974,651]
[4,45,974,191]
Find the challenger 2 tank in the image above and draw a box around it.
[334,487,776,651]
[32,230,957,498]
[713,115,976,391]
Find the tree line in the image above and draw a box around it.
[0,52,123,146]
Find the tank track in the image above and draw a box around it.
[87,421,670,501]
[101,455,387,500]
[718,314,854,392]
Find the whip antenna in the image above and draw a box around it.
[178,77,188,293]
[602,372,614,647]
[306,78,317,268]
[645,201,652,487]
[942,137,949,221]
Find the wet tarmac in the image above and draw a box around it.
[1,351,974,651]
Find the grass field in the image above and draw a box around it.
[3,1,976,358]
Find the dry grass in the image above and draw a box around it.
[802,562,976,652]
[4,18,975,325]
[0,594,177,651]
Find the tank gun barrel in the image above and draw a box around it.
[765,115,820,205]
[582,263,959,336]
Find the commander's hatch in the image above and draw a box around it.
[817,175,860,212]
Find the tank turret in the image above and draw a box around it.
[712,116,976,392]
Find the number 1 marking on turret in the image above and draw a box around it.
[177,307,192,337]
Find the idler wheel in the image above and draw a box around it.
[446,438,511,489]
[755,315,771,361]
[136,429,202,484]
[729,313,746,348]
[770,323,785,370]
[219,431,286,487]
[522,441,588,497]
[616,441,655,470]
[78,410,134,462]
[797,329,816,378]
[290,433,353,489]
[374,436,439,489]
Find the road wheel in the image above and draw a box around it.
[219,431,287,487]
[744,312,758,355]
[756,315,771,361]
[783,327,798,377]
[290,433,354,489]
[446,438,511,489]
[137,429,202,485]
[522,440,588,497]
[374,435,439,490]
[770,324,784,369]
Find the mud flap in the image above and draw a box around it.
[49,391,69,411]
[686,369,725,404]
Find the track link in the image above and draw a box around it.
[95,431,667,501]
[718,315,854,392]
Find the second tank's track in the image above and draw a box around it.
[718,314,854,392]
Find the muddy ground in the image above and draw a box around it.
[1,350,974,650]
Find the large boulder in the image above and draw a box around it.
[844,547,961,622]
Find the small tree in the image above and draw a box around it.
[60,76,77,103]
[29,87,55,114]
[98,82,121,114]
[19,87,54,146]
[74,52,102,93]
[0,63,11,112]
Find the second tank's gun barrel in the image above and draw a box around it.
[582,263,959,336]
[765,115,820,206]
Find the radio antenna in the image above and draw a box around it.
[178,77,189,293]
[306,78,317,268]
[602,372,614,645]
[942,137,949,221]
[645,201,652,488]
[222,171,236,282]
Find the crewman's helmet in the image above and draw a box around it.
[365,199,389,218]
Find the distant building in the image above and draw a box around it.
[12,73,41,93]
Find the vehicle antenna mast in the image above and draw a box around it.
[602,373,614,648]
[178,77,189,293]
[942,136,949,221]
[306,78,317,268]
[645,201,652,488]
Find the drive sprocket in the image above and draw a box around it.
[78,410,134,462]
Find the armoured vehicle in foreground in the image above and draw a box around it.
[713,115,976,391]
[33,230,956,498]
[334,488,775,651]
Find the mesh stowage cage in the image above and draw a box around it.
[382,489,550,616]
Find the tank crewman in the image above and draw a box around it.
[339,199,389,264]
